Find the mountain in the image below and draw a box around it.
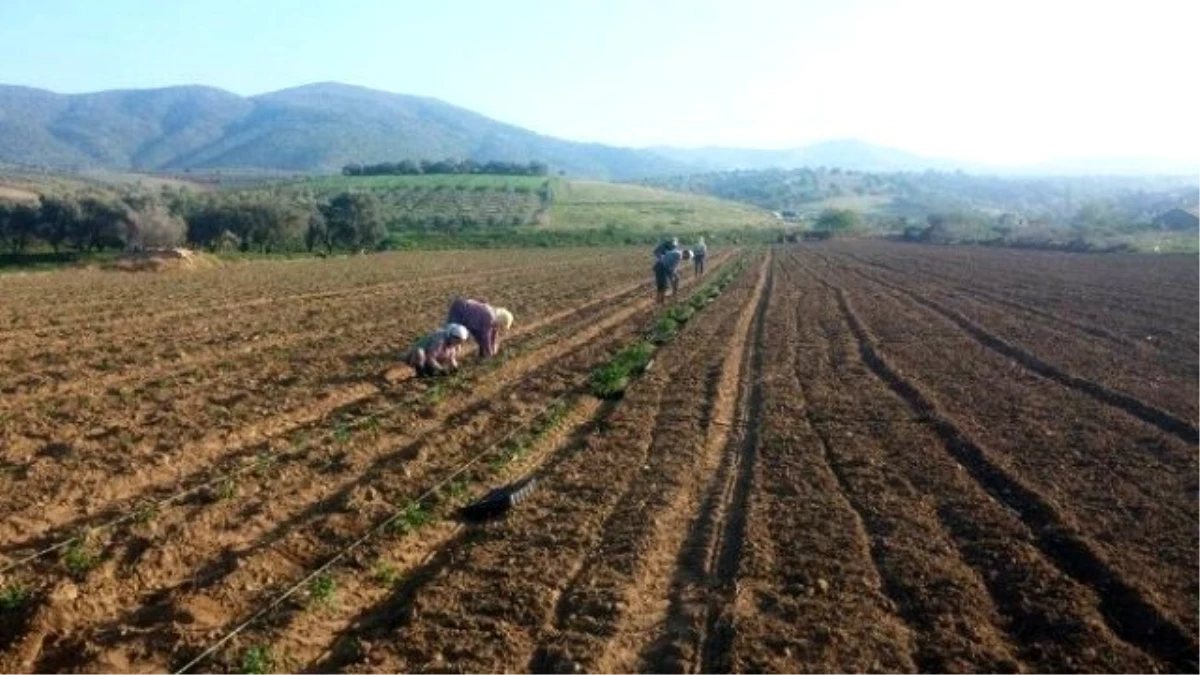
[647,139,985,173]
[0,82,685,179]
[2,82,1192,178]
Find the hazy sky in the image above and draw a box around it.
[1,0,1197,165]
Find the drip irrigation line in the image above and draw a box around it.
[0,285,632,576]
[174,390,577,674]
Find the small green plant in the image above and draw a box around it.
[215,477,238,500]
[424,382,447,405]
[388,501,431,535]
[373,563,403,587]
[0,584,28,611]
[362,414,381,436]
[133,500,159,524]
[590,340,655,399]
[667,304,695,324]
[651,316,680,344]
[332,423,352,445]
[62,537,99,579]
[253,450,277,476]
[307,572,336,607]
[240,644,274,674]
[443,479,470,501]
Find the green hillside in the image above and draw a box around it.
[0,83,685,179]
[266,175,773,232]
[549,180,774,231]
[276,174,550,229]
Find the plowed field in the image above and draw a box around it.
[1,242,1196,673]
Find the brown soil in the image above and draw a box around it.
[0,243,1195,674]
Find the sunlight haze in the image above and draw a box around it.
[0,0,1196,166]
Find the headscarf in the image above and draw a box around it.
[494,308,514,330]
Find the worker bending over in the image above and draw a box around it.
[446,297,514,359]
[654,248,693,304]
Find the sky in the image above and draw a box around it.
[1,0,1197,166]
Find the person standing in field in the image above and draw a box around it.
[401,323,470,378]
[446,297,515,359]
[692,236,708,277]
[653,248,693,304]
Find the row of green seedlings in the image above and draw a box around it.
[229,396,579,674]
[590,261,748,400]
[0,407,386,612]
[0,280,604,610]
[0,521,108,614]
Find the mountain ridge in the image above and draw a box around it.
[0,82,686,179]
[0,82,1193,178]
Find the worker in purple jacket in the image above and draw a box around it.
[402,323,470,377]
[447,297,515,359]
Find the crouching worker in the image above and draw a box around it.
[653,248,693,304]
[401,323,470,378]
[447,297,515,359]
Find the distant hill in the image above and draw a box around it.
[649,139,983,173]
[0,82,686,179]
[3,82,1193,179]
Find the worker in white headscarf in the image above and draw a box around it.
[402,323,470,377]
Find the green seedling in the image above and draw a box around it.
[373,563,403,588]
[652,316,680,344]
[443,479,470,501]
[362,415,381,436]
[388,502,431,535]
[253,451,276,476]
[668,304,695,324]
[0,584,28,611]
[332,423,352,445]
[215,477,238,500]
[133,500,160,524]
[307,572,336,607]
[240,645,274,674]
[424,383,447,405]
[62,537,99,579]
[590,340,655,399]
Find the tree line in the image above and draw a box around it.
[0,193,183,254]
[0,189,389,255]
[342,159,550,177]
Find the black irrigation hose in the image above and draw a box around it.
[174,390,576,674]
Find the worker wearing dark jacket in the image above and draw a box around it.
[653,237,678,259]
[692,237,708,276]
[653,248,693,303]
